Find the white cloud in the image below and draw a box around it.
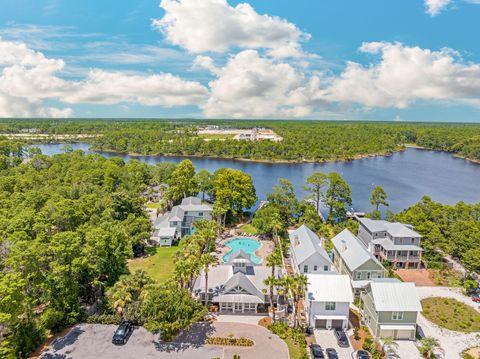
[319,42,480,109]
[199,50,315,118]
[65,70,208,106]
[152,0,309,57]
[0,38,208,117]
[425,0,451,16]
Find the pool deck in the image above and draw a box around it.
[216,234,274,265]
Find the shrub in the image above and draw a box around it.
[205,336,254,347]
[86,314,122,325]
[40,308,67,333]
[268,321,289,339]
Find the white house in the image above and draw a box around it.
[151,196,213,246]
[289,225,333,274]
[304,273,353,330]
[193,250,280,313]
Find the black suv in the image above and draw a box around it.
[310,344,325,358]
[334,329,349,348]
[112,321,133,345]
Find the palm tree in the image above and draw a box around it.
[381,336,398,357]
[420,337,443,358]
[265,249,282,322]
[200,253,218,307]
[290,274,308,328]
[264,275,279,322]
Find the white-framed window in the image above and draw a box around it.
[313,265,318,271]
[392,311,404,320]
[199,212,203,216]
[367,272,371,279]
[303,265,308,273]
[325,302,336,311]
[324,265,329,271]
[355,272,362,280]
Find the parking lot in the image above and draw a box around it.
[314,329,354,359]
[40,321,288,359]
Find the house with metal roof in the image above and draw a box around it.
[361,280,422,340]
[289,225,333,274]
[150,196,213,246]
[193,250,280,313]
[304,273,353,330]
[331,229,386,296]
[357,218,423,269]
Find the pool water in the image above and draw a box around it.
[222,237,262,264]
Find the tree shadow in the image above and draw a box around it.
[153,321,215,353]
[40,326,85,359]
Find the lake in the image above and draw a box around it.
[35,143,480,214]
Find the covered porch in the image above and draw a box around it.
[215,294,264,314]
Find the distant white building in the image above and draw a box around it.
[357,218,423,269]
[304,273,353,330]
[151,196,213,246]
[289,225,333,274]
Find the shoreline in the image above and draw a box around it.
[90,146,404,165]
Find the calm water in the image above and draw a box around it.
[222,238,261,264]
[35,143,480,213]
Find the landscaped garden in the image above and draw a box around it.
[421,297,480,332]
[128,245,180,283]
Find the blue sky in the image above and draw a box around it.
[1,0,480,121]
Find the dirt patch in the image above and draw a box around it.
[395,269,435,286]
[30,326,74,359]
[258,317,272,328]
[349,327,370,351]
[466,347,480,359]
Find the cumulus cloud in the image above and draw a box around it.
[0,38,208,117]
[152,0,309,57]
[319,42,480,108]
[425,0,451,16]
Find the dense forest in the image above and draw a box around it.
[0,119,479,162]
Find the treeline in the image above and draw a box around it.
[1,119,480,162]
[393,197,480,274]
[0,147,167,357]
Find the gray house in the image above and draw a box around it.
[357,218,423,269]
[331,229,386,296]
[193,250,279,313]
[289,225,333,274]
[361,280,422,340]
[151,196,213,245]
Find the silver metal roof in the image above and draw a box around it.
[289,225,332,266]
[369,281,422,312]
[359,218,421,238]
[307,273,353,303]
[331,229,384,271]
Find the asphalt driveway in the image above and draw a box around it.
[40,321,288,359]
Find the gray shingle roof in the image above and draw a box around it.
[331,229,384,271]
[289,225,332,266]
[359,218,421,238]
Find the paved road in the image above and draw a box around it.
[40,321,288,359]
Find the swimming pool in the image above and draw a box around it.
[222,237,262,264]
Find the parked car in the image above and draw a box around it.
[416,324,425,340]
[471,295,480,303]
[356,350,371,359]
[334,329,349,348]
[310,344,325,358]
[325,347,339,359]
[112,321,133,345]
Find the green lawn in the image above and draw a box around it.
[238,223,258,235]
[284,337,303,359]
[421,297,480,332]
[146,202,162,209]
[128,245,181,283]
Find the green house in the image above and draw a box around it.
[361,280,421,340]
[331,229,386,296]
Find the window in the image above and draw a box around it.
[367,272,371,279]
[313,265,318,271]
[355,272,362,280]
[324,265,329,271]
[411,238,415,244]
[325,302,336,311]
[303,265,308,273]
[392,311,404,320]
[199,212,203,216]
